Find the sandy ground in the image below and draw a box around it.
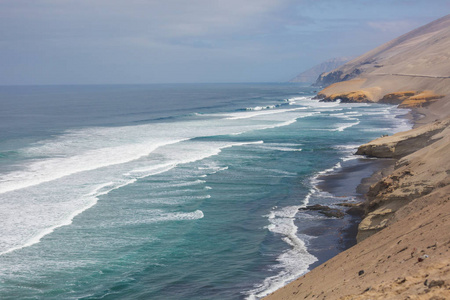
[265,187,450,300]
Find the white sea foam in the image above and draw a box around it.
[247,164,345,299]
[245,105,278,111]
[225,107,308,120]
[256,142,302,152]
[331,120,361,132]
[0,139,187,195]
[0,178,135,256]
[168,179,207,187]
[121,210,205,226]
[309,161,342,188]
[246,201,317,299]
[334,144,360,151]
[0,133,268,255]
[245,130,363,298]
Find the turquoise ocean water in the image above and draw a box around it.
[0,84,410,299]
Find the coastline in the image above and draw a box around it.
[264,101,450,299]
[263,15,450,299]
[304,156,395,270]
[295,106,410,275]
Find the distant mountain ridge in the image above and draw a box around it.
[289,57,352,83]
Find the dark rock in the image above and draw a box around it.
[314,70,344,87]
[320,209,345,218]
[395,277,406,284]
[346,206,365,217]
[300,204,331,211]
[428,280,445,288]
[299,204,345,218]
[358,270,365,276]
[429,296,446,300]
[312,93,326,100]
[314,68,362,87]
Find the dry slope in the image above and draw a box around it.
[315,14,450,112]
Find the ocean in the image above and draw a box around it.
[0,83,411,299]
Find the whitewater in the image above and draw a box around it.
[0,84,411,299]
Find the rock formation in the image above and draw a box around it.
[289,57,352,84]
[356,118,450,242]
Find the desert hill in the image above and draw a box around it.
[289,57,352,83]
[315,14,450,121]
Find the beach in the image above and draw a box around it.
[304,156,396,270]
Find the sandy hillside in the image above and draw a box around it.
[315,14,450,111]
[264,15,450,300]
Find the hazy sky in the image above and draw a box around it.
[1,0,448,85]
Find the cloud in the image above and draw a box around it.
[0,0,291,41]
[0,0,447,84]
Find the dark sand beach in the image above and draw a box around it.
[305,157,396,270]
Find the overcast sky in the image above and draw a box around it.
[0,0,448,85]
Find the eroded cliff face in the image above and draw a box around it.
[314,68,362,87]
[355,118,450,242]
[290,57,353,84]
[316,87,444,108]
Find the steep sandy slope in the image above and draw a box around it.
[265,116,450,300]
[315,14,450,112]
[264,14,450,300]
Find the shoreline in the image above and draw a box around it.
[304,149,396,271]
[264,15,450,299]
[264,101,450,299]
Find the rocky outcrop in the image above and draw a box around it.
[355,118,450,158]
[355,118,450,242]
[379,90,445,108]
[300,204,345,218]
[315,68,362,87]
[378,91,417,104]
[290,57,353,84]
[316,90,373,103]
[398,90,445,108]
